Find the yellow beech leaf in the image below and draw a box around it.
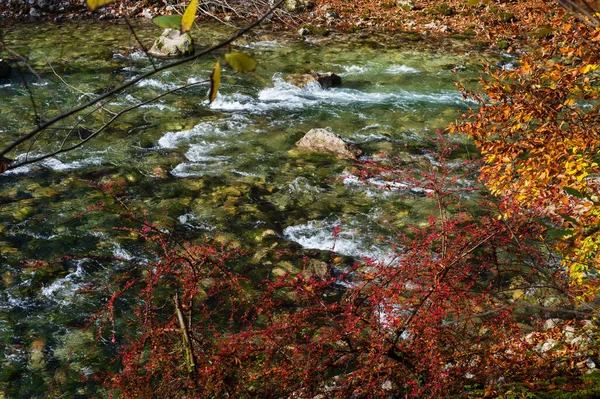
[224,53,257,73]
[582,64,599,74]
[209,61,220,104]
[181,0,198,33]
[86,0,114,10]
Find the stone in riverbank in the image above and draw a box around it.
[148,29,193,58]
[283,0,314,12]
[0,60,11,79]
[295,128,361,159]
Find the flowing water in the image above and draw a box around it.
[0,19,507,397]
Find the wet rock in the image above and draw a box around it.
[325,11,339,23]
[297,24,329,36]
[286,71,342,89]
[587,358,596,369]
[36,0,54,10]
[149,28,194,58]
[298,26,311,36]
[0,59,11,79]
[151,166,170,179]
[295,128,362,160]
[29,6,40,16]
[306,258,329,279]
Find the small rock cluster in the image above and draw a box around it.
[524,318,599,373]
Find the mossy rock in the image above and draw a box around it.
[451,34,470,40]
[436,3,454,16]
[299,24,329,36]
[497,40,510,50]
[499,12,516,22]
[531,25,554,39]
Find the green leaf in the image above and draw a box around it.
[547,228,574,239]
[209,61,221,104]
[152,15,183,29]
[563,186,584,198]
[558,213,580,226]
[86,0,115,10]
[181,0,198,33]
[224,53,257,73]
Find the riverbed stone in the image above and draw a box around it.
[0,60,11,79]
[28,338,47,371]
[283,0,314,12]
[149,28,194,58]
[286,71,342,89]
[296,128,362,160]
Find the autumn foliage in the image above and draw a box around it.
[455,7,600,300]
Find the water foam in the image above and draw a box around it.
[2,156,104,176]
[41,260,87,305]
[210,76,469,114]
[158,114,249,149]
[283,218,393,262]
[385,64,421,74]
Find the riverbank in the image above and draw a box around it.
[0,0,563,49]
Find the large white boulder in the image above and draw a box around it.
[149,29,194,58]
[295,128,361,159]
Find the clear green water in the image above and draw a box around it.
[0,19,501,397]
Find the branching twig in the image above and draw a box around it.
[0,0,285,162]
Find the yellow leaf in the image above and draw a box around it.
[225,53,257,73]
[209,61,220,104]
[181,0,198,33]
[86,0,114,10]
[582,64,599,74]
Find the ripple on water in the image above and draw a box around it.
[385,64,421,74]
[157,114,250,149]
[2,156,104,176]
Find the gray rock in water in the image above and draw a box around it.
[298,26,311,36]
[296,128,361,159]
[0,59,11,79]
[286,71,342,89]
[149,29,194,58]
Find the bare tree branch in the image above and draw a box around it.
[0,0,285,165]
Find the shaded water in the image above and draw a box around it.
[0,19,502,397]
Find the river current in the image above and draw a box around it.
[0,19,506,397]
